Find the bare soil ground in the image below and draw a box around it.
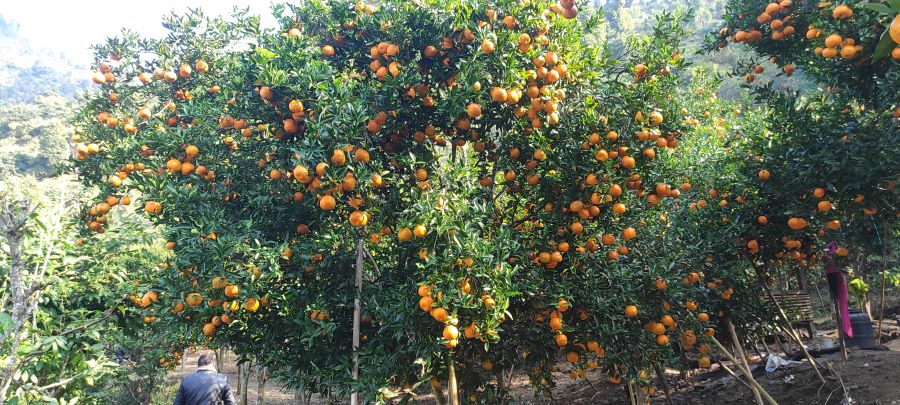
[165,328,900,404]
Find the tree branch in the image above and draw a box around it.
[31,369,89,392]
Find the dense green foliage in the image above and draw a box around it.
[0,0,896,404]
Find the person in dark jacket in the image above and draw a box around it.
[173,354,236,405]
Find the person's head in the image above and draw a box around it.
[197,354,213,368]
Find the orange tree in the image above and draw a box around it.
[706,0,899,300]
[73,0,739,401]
[645,67,777,345]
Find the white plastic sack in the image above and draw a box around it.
[765,355,801,373]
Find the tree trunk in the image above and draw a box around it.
[215,349,226,374]
[255,365,267,405]
[238,361,251,405]
[235,362,242,401]
[0,196,39,404]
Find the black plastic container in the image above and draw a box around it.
[846,309,875,349]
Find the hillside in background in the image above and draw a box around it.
[0,15,90,104]
[0,15,84,177]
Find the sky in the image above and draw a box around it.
[1,1,275,64]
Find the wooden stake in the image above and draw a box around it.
[710,336,779,405]
[447,354,460,405]
[876,220,889,345]
[727,319,763,405]
[626,381,637,405]
[832,300,848,360]
[351,239,364,405]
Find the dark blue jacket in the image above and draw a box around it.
[173,368,236,405]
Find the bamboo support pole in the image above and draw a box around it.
[351,239,364,405]
[710,336,779,405]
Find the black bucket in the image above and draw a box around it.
[846,309,875,349]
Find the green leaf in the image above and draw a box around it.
[873,29,895,61]
[887,0,900,11]
[255,47,276,60]
[0,313,12,332]
[858,2,894,14]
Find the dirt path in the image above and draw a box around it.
[166,350,297,405]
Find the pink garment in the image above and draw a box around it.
[824,241,852,338]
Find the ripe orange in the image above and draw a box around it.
[418,295,434,312]
[648,111,663,126]
[655,278,668,291]
[430,307,449,322]
[698,356,711,368]
[349,211,369,227]
[243,298,260,312]
[625,305,638,317]
[555,333,568,347]
[328,149,345,165]
[259,86,274,100]
[466,103,482,118]
[480,39,495,54]
[413,225,428,238]
[549,317,563,330]
[758,169,770,180]
[224,284,239,298]
[685,300,698,311]
[825,34,842,48]
[319,195,336,211]
[490,87,507,102]
[892,15,900,44]
[166,158,182,173]
[398,227,413,241]
[442,324,459,340]
[144,201,162,215]
[787,217,807,230]
[817,200,832,212]
[832,4,853,20]
[186,293,203,307]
